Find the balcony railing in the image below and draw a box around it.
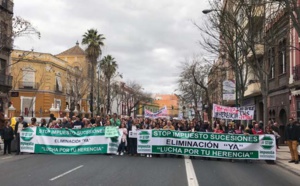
[293,65,300,81]
[18,81,39,90]
[0,74,12,87]
[0,0,14,14]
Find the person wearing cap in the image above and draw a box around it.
[285,117,300,164]
[14,116,28,155]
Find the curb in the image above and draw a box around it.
[275,160,300,177]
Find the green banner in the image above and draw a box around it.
[137,130,276,160]
[105,126,119,137]
[20,127,121,155]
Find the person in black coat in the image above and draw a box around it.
[2,120,14,155]
[285,118,300,164]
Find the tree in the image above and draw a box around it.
[82,29,105,117]
[110,82,122,115]
[121,81,152,116]
[196,0,253,107]
[66,66,90,115]
[0,16,40,74]
[100,55,118,114]
[178,59,205,121]
[177,57,213,122]
[282,0,300,37]
[203,0,285,126]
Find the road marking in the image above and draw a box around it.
[1,156,13,160]
[50,165,84,181]
[185,158,199,186]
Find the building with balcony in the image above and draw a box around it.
[9,42,90,117]
[10,50,68,117]
[266,11,290,130]
[0,0,13,115]
[289,26,300,122]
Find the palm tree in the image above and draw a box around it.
[100,55,118,114]
[82,29,105,117]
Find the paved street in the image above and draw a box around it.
[0,154,299,186]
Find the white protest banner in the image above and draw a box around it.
[144,106,168,118]
[137,130,276,160]
[20,127,121,154]
[212,104,255,120]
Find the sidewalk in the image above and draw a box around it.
[276,146,300,176]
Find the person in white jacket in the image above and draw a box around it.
[117,123,128,156]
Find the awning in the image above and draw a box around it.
[291,90,300,96]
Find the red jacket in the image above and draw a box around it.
[252,128,264,135]
[214,129,224,134]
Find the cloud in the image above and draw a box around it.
[14,0,210,94]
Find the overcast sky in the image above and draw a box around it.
[14,0,210,94]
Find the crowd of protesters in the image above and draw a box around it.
[1,113,299,164]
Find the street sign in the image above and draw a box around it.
[222,80,235,100]
[10,92,19,97]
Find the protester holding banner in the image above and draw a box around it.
[235,125,244,134]
[29,118,38,127]
[226,123,236,134]
[40,118,47,127]
[252,123,264,135]
[105,120,111,126]
[73,116,84,129]
[163,121,175,130]
[128,119,139,156]
[110,113,121,127]
[244,124,253,135]
[214,124,224,134]
[14,116,28,155]
[61,117,72,129]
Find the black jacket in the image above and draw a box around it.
[14,121,28,135]
[285,122,300,141]
[62,121,72,129]
[2,126,14,140]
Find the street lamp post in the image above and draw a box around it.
[202,9,239,107]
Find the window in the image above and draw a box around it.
[279,40,286,74]
[0,21,8,45]
[54,99,61,110]
[268,48,275,79]
[22,69,35,88]
[0,59,6,75]
[55,76,62,91]
[21,96,36,117]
